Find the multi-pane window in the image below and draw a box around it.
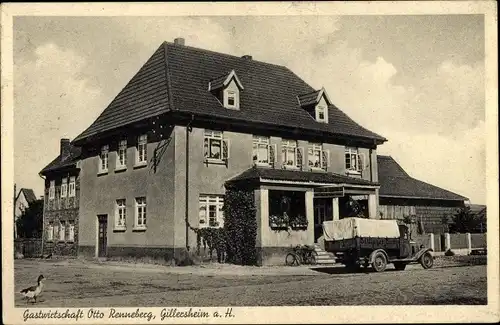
[316,105,327,122]
[49,180,55,200]
[204,130,222,160]
[59,221,66,241]
[136,135,147,165]
[99,145,109,173]
[204,130,229,161]
[115,199,127,229]
[345,147,364,172]
[68,176,76,197]
[135,197,147,228]
[68,221,75,242]
[227,91,236,106]
[281,139,300,168]
[46,223,53,241]
[308,143,329,170]
[117,139,127,169]
[199,195,224,228]
[252,136,271,165]
[60,178,68,198]
[53,223,59,241]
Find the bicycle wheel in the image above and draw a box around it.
[285,253,299,266]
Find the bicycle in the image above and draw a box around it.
[285,245,317,266]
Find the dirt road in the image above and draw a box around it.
[14,259,486,306]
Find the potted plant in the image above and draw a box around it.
[290,214,308,230]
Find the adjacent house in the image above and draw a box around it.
[14,188,37,238]
[66,38,386,264]
[39,139,81,256]
[377,155,468,233]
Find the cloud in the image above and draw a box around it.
[14,43,102,194]
[297,39,485,203]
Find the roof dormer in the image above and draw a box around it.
[297,87,331,123]
[209,70,244,110]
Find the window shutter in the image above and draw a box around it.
[269,144,277,168]
[358,153,365,171]
[322,150,330,170]
[297,147,304,170]
[222,138,230,160]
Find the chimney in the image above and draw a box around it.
[174,37,185,46]
[242,55,253,60]
[60,138,71,161]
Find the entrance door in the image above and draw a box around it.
[97,215,108,257]
[314,201,327,242]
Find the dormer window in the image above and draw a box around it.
[208,70,244,110]
[298,87,331,123]
[227,91,236,107]
[316,104,326,122]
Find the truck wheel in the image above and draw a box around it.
[394,262,407,271]
[372,252,387,272]
[420,252,434,269]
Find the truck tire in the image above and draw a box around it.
[371,252,387,272]
[420,251,434,269]
[394,262,407,271]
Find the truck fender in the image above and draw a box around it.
[413,248,433,261]
[368,249,389,264]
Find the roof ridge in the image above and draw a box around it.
[164,41,289,69]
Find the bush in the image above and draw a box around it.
[224,187,257,265]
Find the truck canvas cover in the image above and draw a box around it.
[323,218,400,241]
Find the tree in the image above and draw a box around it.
[449,206,482,233]
[15,199,43,238]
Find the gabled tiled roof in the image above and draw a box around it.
[73,42,386,144]
[297,90,322,106]
[227,166,378,186]
[16,188,37,203]
[377,155,467,201]
[74,45,170,142]
[40,145,81,175]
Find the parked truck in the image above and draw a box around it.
[322,217,433,272]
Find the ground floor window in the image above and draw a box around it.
[68,221,75,242]
[46,223,53,241]
[268,190,306,226]
[135,197,147,228]
[199,195,224,228]
[59,221,66,241]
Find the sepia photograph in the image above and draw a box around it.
[2,2,498,324]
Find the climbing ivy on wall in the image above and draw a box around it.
[224,187,257,265]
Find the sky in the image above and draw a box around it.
[13,15,486,204]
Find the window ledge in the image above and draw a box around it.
[282,165,299,170]
[132,227,147,232]
[346,170,361,175]
[254,162,271,167]
[310,167,327,172]
[113,227,126,232]
[115,166,127,173]
[97,170,108,176]
[133,162,147,169]
[204,158,226,165]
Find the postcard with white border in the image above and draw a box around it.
[1,1,498,324]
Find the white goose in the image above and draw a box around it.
[20,275,45,304]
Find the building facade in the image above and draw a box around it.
[66,38,386,264]
[40,139,81,256]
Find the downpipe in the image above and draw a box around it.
[185,114,194,252]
